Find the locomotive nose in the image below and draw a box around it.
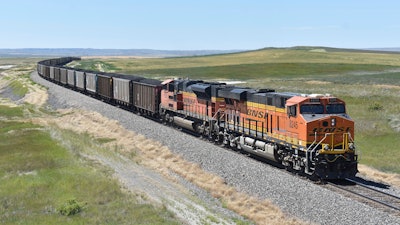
[309,115,353,135]
[307,115,354,152]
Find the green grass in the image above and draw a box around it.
[95,137,117,144]
[357,133,400,173]
[121,63,397,80]
[73,47,400,174]
[0,119,180,225]
[0,105,24,118]
[69,60,119,72]
[9,79,29,97]
[0,58,45,66]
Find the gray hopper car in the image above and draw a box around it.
[67,69,75,87]
[54,67,61,83]
[85,72,97,94]
[75,70,86,91]
[60,68,68,85]
[49,66,55,80]
[97,73,113,100]
[113,74,143,106]
[132,78,162,114]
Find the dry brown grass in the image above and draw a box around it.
[358,164,400,188]
[140,143,303,225]
[374,84,400,90]
[0,70,48,107]
[29,109,306,225]
[305,80,332,85]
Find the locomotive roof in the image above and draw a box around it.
[218,88,249,101]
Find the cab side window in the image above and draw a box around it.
[287,105,297,117]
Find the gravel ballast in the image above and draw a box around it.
[32,72,400,225]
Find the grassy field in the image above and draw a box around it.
[73,47,400,173]
[0,60,181,224]
[0,116,179,224]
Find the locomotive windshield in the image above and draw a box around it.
[300,104,324,114]
[300,103,346,114]
[326,103,345,114]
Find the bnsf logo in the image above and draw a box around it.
[312,127,352,133]
[247,109,267,119]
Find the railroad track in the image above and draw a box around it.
[327,178,400,216]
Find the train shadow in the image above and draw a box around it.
[351,176,391,189]
[328,176,390,189]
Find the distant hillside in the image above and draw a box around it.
[2,47,399,58]
[364,48,400,52]
[71,46,400,82]
[0,48,244,58]
[287,46,400,54]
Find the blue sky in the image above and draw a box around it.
[1,0,399,50]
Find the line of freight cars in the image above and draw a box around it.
[37,57,358,180]
[37,57,162,115]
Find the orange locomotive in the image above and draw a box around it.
[160,79,357,179]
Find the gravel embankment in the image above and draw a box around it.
[32,72,400,225]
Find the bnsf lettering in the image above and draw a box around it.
[312,127,351,133]
[247,109,267,118]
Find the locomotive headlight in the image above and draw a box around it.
[331,118,336,127]
[349,143,355,150]
[324,144,330,150]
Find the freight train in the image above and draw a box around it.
[37,57,358,179]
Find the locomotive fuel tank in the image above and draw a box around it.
[239,137,280,162]
[173,116,197,132]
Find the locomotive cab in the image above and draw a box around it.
[287,94,358,179]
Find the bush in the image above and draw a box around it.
[58,199,85,216]
[368,103,383,111]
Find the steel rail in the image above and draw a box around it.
[329,179,400,212]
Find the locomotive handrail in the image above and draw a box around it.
[307,132,353,153]
[307,132,334,163]
[307,132,318,152]
[212,108,225,120]
[307,132,319,163]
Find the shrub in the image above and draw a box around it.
[58,199,85,216]
[368,103,383,111]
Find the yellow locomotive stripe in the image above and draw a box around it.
[182,91,197,98]
[247,101,281,112]
[276,108,285,113]
[211,97,225,102]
